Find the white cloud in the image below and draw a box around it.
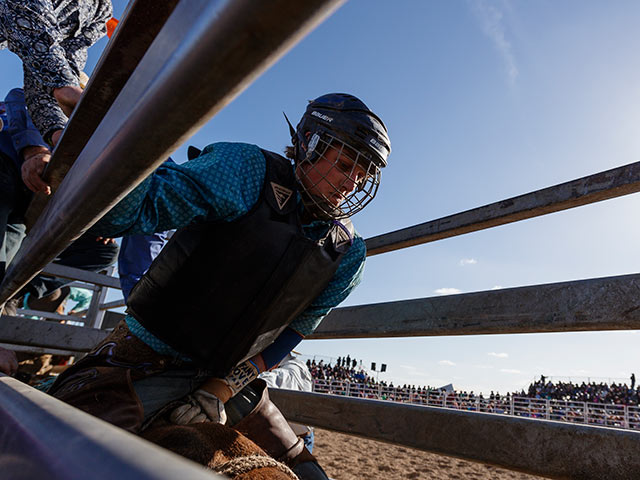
[500,368,521,374]
[459,258,477,266]
[438,360,456,366]
[491,285,503,290]
[488,352,508,358]
[434,287,462,295]
[468,0,519,85]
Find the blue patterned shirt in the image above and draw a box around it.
[91,142,366,356]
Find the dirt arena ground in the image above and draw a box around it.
[313,428,543,480]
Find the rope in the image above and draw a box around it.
[213,454,298,479]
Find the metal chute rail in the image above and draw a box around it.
[0,0,639,478]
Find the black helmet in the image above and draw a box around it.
[287,93,391,219]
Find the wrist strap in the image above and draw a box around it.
[223,359,260,396]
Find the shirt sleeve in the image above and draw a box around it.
[4,88,48,161]
[0,0,79,87]
[60,0,111,53]
[68,287,93,312]
[288,233,367,336]
[90,143,266,237]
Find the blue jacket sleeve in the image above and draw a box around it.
[90,143,266,237]
[4,88,48,161]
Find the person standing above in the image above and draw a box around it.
[0,0,112,150]
[0,88,118,315]
[0,88,49,281]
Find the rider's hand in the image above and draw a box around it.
[169,401,208,425]
[193,389,227,424]
[169,390,227,425]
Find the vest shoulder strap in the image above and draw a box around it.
[260,149,298,215]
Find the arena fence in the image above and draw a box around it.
[311,380,640,430]
[0,0,639,478]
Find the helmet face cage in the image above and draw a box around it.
[295,131,381,220]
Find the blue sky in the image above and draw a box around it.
[2,0,640,394]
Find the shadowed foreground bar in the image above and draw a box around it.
[0,376,223,480]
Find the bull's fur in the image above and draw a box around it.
[142,420,297,480]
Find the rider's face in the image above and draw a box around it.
[298,145,366,207]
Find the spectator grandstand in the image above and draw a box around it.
[306,357,640,431]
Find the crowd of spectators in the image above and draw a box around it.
[307,356,372,384]
[306,357,640,429]
[522,374,640,406]
[307,357,640,409]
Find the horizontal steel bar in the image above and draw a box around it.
[100,298,126,310]
[309,272,640,339]
[0,0,344,307]
[0,315,108,352]
[0,342,79,357]
[41,264,121,289]
[0,376,223,480]
[6,272,639,350]
[25,0,180,228]
[17,308,78,323]
[67,281,100,291]
[269,389,640,480]
[366,161,640,256]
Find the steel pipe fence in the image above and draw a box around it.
[0,0,638,478]
[311,379,640,431]
[1,264,123,331]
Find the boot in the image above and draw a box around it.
[229,379,329,479]
[27,286,71,313]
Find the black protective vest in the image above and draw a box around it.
[127,150,353,376]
